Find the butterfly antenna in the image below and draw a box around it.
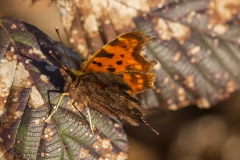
[48,50,62,65]
[55,27,72,69]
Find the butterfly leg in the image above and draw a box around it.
[45,92,70,122]
[86,107,94,134]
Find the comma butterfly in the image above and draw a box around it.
[45,30,159,135]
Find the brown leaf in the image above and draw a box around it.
[0,18,128,160]
[55,0,240,110]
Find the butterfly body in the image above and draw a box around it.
[66,73,144,126]
[48,31,158,134]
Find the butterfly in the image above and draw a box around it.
[45,30,159,135]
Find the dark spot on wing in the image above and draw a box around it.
[107,67,116,72]
[132,48,145,62]
[121,31,144,41]
[122,45,127,48]
[109,38,119,46]
[120,54,124,58]
[92,61,102,67]
[116,60,123,65]
[96,49,114,58]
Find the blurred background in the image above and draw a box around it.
[0,0,67,43]
[1,1,240,160]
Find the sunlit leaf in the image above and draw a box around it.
[54,0,240,110]
[0,18,128,160]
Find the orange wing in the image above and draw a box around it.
[79,31,156,95]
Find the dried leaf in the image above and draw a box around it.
[136,0,240,109]
[0,18,128,160]
[55,0,240,110]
